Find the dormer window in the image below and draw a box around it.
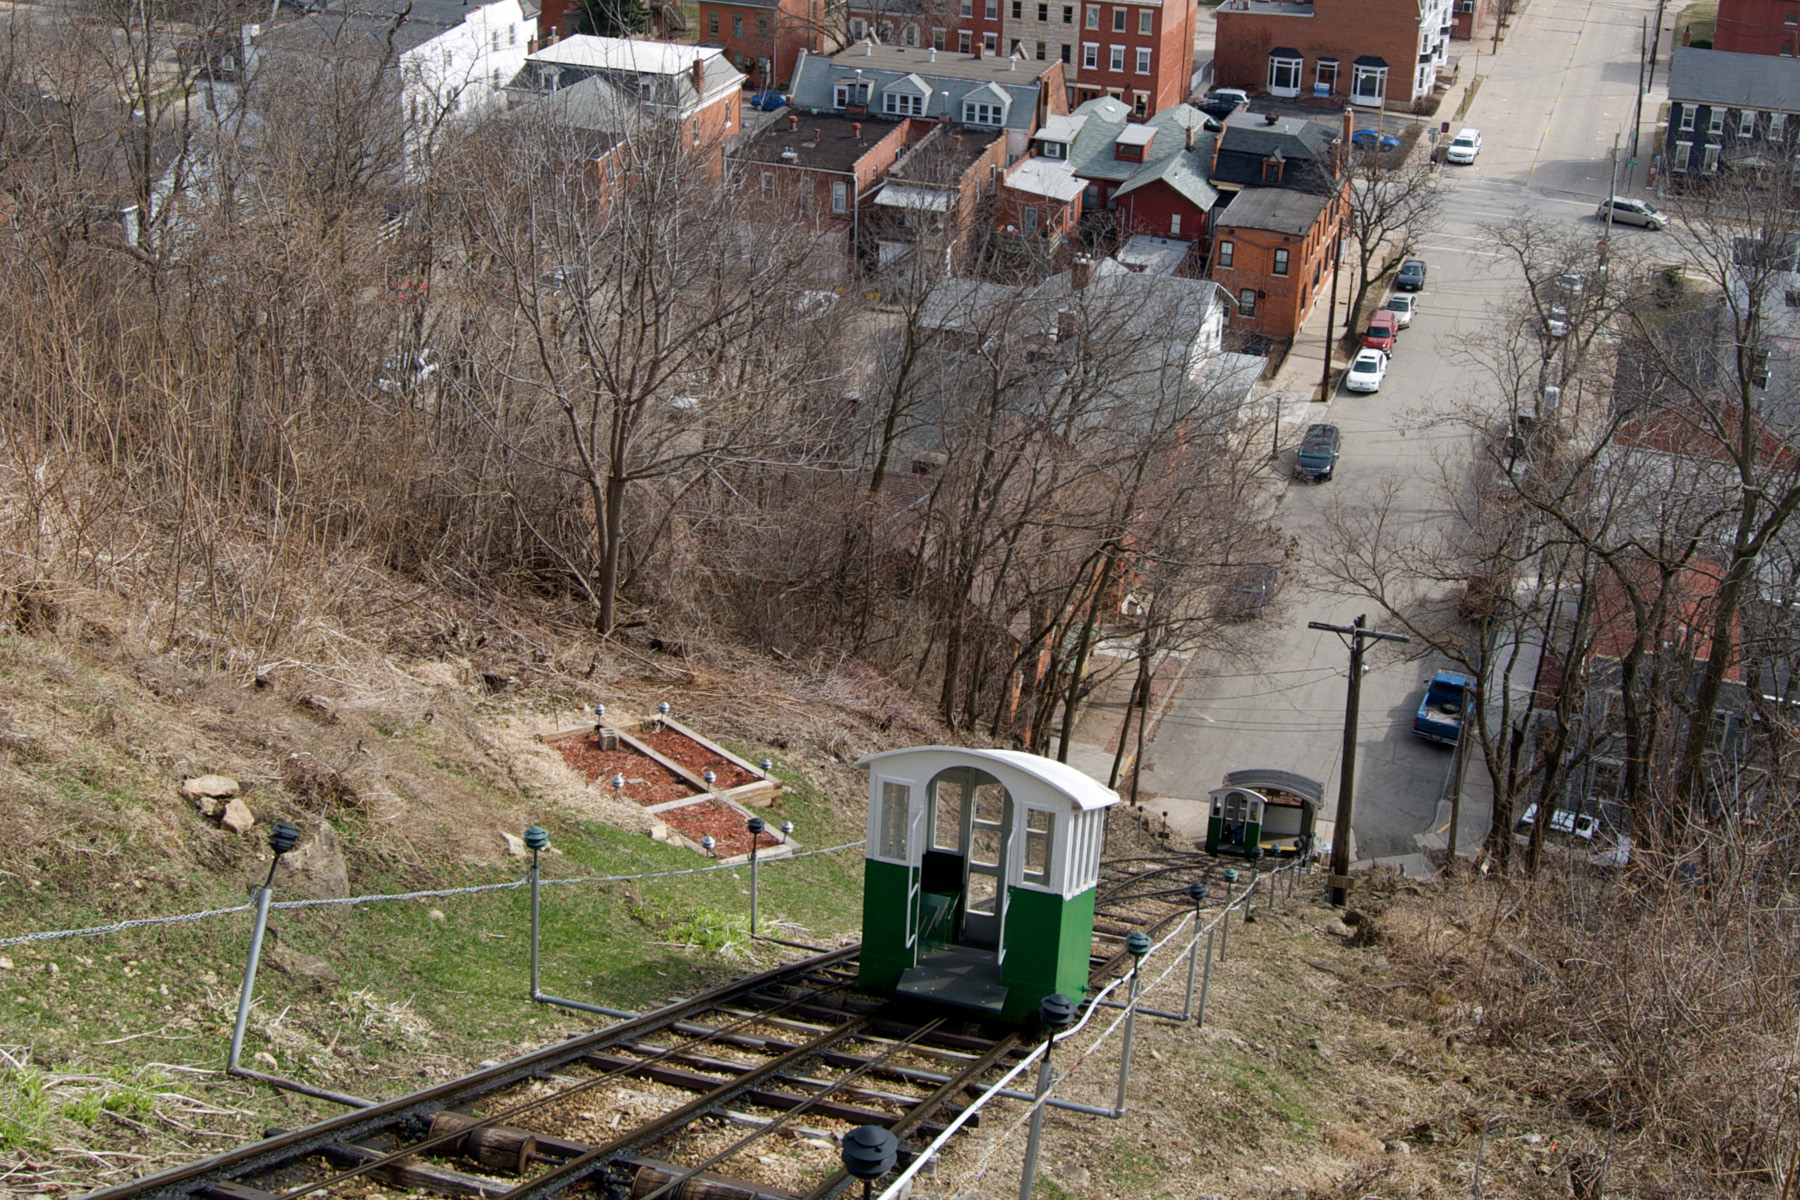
[1262,152,1285,182]
[834,80,871,108]
[1039,139,1067,159]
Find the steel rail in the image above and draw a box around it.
[80,947,857,1200]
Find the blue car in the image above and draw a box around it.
[749,90,787,111]
[1351,128,1400,150]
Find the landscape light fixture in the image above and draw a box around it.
[264,822,300,888]
[780,820,794,840]
[703,769,717,786]
[611,773,626,790]
[657,701,671,716]
[841,1125,898,1200]
[593,703,605,720]
[701,835,715,854]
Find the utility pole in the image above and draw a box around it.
[1320,227,1344,400]
[1644,0,1667,97]
[1632,16,1648,167]
[1309,615,1410,906]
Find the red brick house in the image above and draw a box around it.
[1449,0,1489,41]
[731,112,936,253]
[697,0,826,85]
[1213,0,1453,107]
[1714,0,1800,54]
[1005,0,1197,115]
[997,153,1086,252]
[1052,98,1219,242]
[1208,183,1344,337]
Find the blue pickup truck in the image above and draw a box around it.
[1413,670,1472,745]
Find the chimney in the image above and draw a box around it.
[1186,122,1195,151]
[1209,127,1223,174]
[865,39,873,54]
[788,111,799,130]
[1071,254,1093,289]
[1009,54,1017,69]
[853,121,862,137]
[1341,106,1354,150]
[929,47,936,61]
[973,41,982,58]
[953,132,963,149]
[1263,110,1278,125]
[692,56,706,94]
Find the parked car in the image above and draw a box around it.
[1384,293,1417,328]
[1396,258,1428,291]
[1596,196,1665,229]
[1198,88,1251,119]
[1517,803,1599,840]
[1412,670,1473,746]
[1345,348,1388,393]
[1224,564,1282,619]
[1362,309,1401,352]
[1544,271,1585,337]
[1294,422,1342,481]
[1351,128,1401,150]
[1458,570,1507,622]
[376,348,441,393]
[1444,127,1482,163]
[749,90,787,111]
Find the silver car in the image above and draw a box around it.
[1597,197,1665,229]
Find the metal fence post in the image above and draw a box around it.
[1018,995,1075,1200]
[1115,932,1150,1115]
[525,825,548,998]
[746,816,765,936]
[1181,882,1209,1020]
[228,823,298,1071]
[1196,926,1217,1028]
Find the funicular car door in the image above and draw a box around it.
[961,778,1014,953]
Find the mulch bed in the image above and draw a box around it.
[659,799,767,857]
[556,737,699,808]
[635,726,760,789]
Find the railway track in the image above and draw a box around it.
[82,949,1029,1200]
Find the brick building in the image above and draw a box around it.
[1051,97,1220,241]
[1213,0,1452,107]
[1208,184,1343,337]
[1449,0,1489,40]
[1714,0,1800,55]
[997,0,1198,115]
[732,113,935,254]
[697,0,824,85]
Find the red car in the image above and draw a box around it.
[1362,309,1400,352]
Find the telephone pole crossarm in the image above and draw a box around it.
[1307,616,1410,906]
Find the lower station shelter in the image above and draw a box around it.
[855,746,1120,1023]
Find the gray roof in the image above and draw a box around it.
[259,0,531,58]
[1214,186,1331,235]
[786,43,1051,131]
[1210,111,1340,193]
[509,39,742,116]
[1060,97,1219,209]
[1667,46,1800,112]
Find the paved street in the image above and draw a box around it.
[1142,0,1669,869]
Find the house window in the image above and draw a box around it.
[833,80,870,107]
[1771,112,1786,138]
[1217,240,1233,267]
[1023,204,1040,234]
[1136,47,1150,73]
[1064,4,1073,20]
[1039,1,1048,16]
[1012,0,1022,17]
[491,30,500,49]
[1083,41,1097,67]
[1273,247,1289,275]
[1739,109,1757,137]
[1037,41,1046,58]
[1708,107,1725,135]
[1351,63,1386,102]
[1083,183,1100,206]
[1138,8,1151,32]
[1674,139,1692,171]
[1170,212,1181,235]
[903,23,918,44]
[986,0,998,17]
[732,14,743,35]
[964,99,1005,124]
[707,10,718,32]
[1238,288,1257,316]
[885,90,925,115]
[850,16,865,36]
[492,67,501,87]
[1112,6,1125,29]
[760,171,775,197]
[1677,103,1694,132]
[1086,5,1099,27]
[1040,138,1065,158]
[1703,143,1720,172]
[1110,43,1124,69]
[933,27,946,48]
[831,180,848,212]
[1268,53,1302,94]
[962,0,972,14]
[984,31,998,51]
[758,15,768,31]
[1316,57,1337,90]
[960,30,973,50]
[1132,89,1147,114]
[510,24,517,43]
[1061,43,1070,62]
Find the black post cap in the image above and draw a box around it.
[841,1125,898,1180]
[524,825,550,851]
[268,822,300,855]
[1039,993,1077,1032]
[1126,931,1151,958]
[747,816,766,835]
[1187,881,1209,902]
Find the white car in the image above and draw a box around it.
[1444,127,1482,164]
[1518,803,1599,840]
[1345,348,1388,393]
[1384,293,1417,328]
